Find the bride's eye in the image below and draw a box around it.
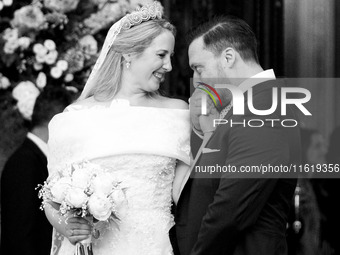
[158,53,166,59]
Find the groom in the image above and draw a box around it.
[174,16,301,255]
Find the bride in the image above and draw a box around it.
[44,2,190,254]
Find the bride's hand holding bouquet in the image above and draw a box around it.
[39,161,126,255]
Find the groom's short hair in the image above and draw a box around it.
[188,16,259,64]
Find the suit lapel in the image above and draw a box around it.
[177,107,234,200]
[177,132,213,199]
[24,138,48,170]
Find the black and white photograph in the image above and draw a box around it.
[0,0,339,255]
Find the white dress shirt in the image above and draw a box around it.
[27,132,49,157]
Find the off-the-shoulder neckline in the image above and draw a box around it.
[64,98,189,113]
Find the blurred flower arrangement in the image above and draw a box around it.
[0,0,155,120]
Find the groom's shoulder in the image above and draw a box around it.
[157,96,189,110]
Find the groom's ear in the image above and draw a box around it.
[221,47,236,68]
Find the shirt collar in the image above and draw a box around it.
[27,132,49,157]
[238,69,276,93]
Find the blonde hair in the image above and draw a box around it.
[82,19,176,101]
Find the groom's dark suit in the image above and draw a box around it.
[175,80,301,255]
[1,137,52,255]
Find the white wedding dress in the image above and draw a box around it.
[47,99,190,255]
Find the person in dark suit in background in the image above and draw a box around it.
[1,86,74,255]
[312,126,340,255]
[174,16,301,255]
[287,128,327,255]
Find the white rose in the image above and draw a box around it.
[33,43,48,56]
[64,73,74,82]
[33,62,43,71]
[88,193,112,221]
[0,2,4,11]
[0,76,11,89]
[110,188,126,208]
[56,60,68,71]
[45,50,58,65]
[72,168,92,190]
[65,187,88,208]
[3,0,13,6]
[44,39,56,51]
[36,72,47,88]
[50,177,72,203]
[18,37,31,49]
[92,173,115,195]
[50,66,63,79]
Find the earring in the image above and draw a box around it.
[126,61,131,69]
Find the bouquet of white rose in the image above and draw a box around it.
[38,161,126,255]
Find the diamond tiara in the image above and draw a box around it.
[121,1,163,30]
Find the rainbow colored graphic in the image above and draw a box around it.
[196,81,223,106]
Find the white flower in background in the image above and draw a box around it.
[4,40,19,54]
[125,0,155,10]
[3,0,13,6]
[11,5,45,30]
[88,193,112,221]
[63,48,85,73]
[2,28,18,41]
[65,85,78,93]
[2,28,19,54]
[50,66,63,79]
[33,42,59,65]
[36,72,47,88]
[0,74,11,89]
[33,62,43,71]
[64,73,74,82]
[44,0,80,13]
[33,43,48,56]
[83,3,124,34]
[44,39,56,51]
[35,54,46,63]
[0,2,4,11]
[79,35,98,58]
[56,59,68,71]
[18,37,31,50]
[12,81,40,120]
[44,50,58,65]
